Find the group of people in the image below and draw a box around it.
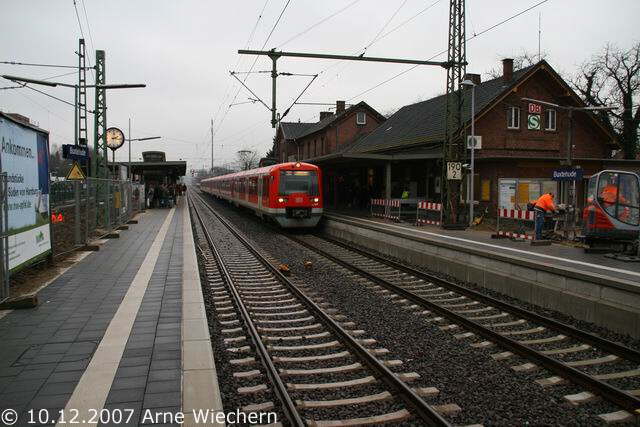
[146,183,186,209]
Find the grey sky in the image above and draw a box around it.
[1,0,638,171]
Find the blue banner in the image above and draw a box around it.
[552,168,583,181]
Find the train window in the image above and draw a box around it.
[279,170,318,195]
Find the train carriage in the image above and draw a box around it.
[200,162,322,228]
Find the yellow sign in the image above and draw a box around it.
[66,162,86,180]
[114,192,121,209]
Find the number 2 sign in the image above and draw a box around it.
[446,162,462,180]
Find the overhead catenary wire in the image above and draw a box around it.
[0,61,87,69]
[79,0,96,75]
[345,0,551,103]
[210,0,270,135]
[276,0,361,48]
[300,0,445,101]
[213,0,293,143]
[362,0,409,55]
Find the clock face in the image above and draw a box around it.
[106,127,125,150]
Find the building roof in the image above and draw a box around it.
[278,101,385,142]
[0,111,49,135]
[344,65,536,155]
[279,122,314,140]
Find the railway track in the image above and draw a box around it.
[283,233,640,424]
[188,192,460,426]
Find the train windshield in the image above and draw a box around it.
[597,172,640,225]
[279,170,318,195]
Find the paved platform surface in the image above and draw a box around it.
[326,212,640,284]
[0,199,221,426]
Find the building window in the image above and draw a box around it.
[356,112,366,125]
[507,107,520,129]
[545,109,556,131]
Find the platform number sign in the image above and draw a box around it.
[528,114,541,130]
[446,162,462,180]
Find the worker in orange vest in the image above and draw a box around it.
[600,176,629,220]
[533,192,557,240]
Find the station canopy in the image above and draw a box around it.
[122,151,186,183]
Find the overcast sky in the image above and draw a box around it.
[1,0,638,171]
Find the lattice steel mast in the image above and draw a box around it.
[78,39,88,147]
[442,0,467,228]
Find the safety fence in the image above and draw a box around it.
[494,208,536,240]
[416,201,442,226]
[370,199,402,221]
[49,178,143,256]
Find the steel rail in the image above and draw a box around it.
[188,194,305,427]
[285,233,640,414]
[319,235,640,364]
[191,191,450,426]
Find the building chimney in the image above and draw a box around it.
[319,111,333,121]
[463,73,481,85]
[502,58,514,82]
[336,100,345,114]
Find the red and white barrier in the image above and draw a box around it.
[385,199,401,221]
[371,199,386,218]
[495,209,536,240]
[370,199,401,221]
[416,201,442,226]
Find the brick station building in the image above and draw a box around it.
[279,59,640,214]
[275,100,386,208]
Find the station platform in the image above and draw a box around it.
[0,200,222,426]
[322,212,640,338]
[327,211,640,283]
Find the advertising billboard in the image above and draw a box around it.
[0,114,51,271]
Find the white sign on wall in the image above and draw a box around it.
[0,116,51,271]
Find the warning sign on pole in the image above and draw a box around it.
[66,161,86,180]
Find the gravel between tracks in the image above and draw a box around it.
[200,194,634,425]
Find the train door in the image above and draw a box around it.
[262,175,270,208]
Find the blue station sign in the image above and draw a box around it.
[62,144,89,162]
[552,168,583,181]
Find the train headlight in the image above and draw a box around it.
[295,162,301,167]
[313,197,319,203]
[278,197,286,203]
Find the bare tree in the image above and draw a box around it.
[484,50,549,79]
[236,149,260,170]
[571,42,640,159]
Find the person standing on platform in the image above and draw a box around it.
[533,192,557,240]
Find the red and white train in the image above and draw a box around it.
[200,162,323,228]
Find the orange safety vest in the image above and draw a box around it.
[534,193,556,212]
[601,184,627,205]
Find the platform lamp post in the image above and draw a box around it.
[127,118,161,180]
[461,79,476,226]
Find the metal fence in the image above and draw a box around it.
[49,177,143,256]
[0,174,8,303]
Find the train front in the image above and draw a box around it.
[271,162,323,228]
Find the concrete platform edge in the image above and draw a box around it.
[324,215,640,339]
[181,199,225,426]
